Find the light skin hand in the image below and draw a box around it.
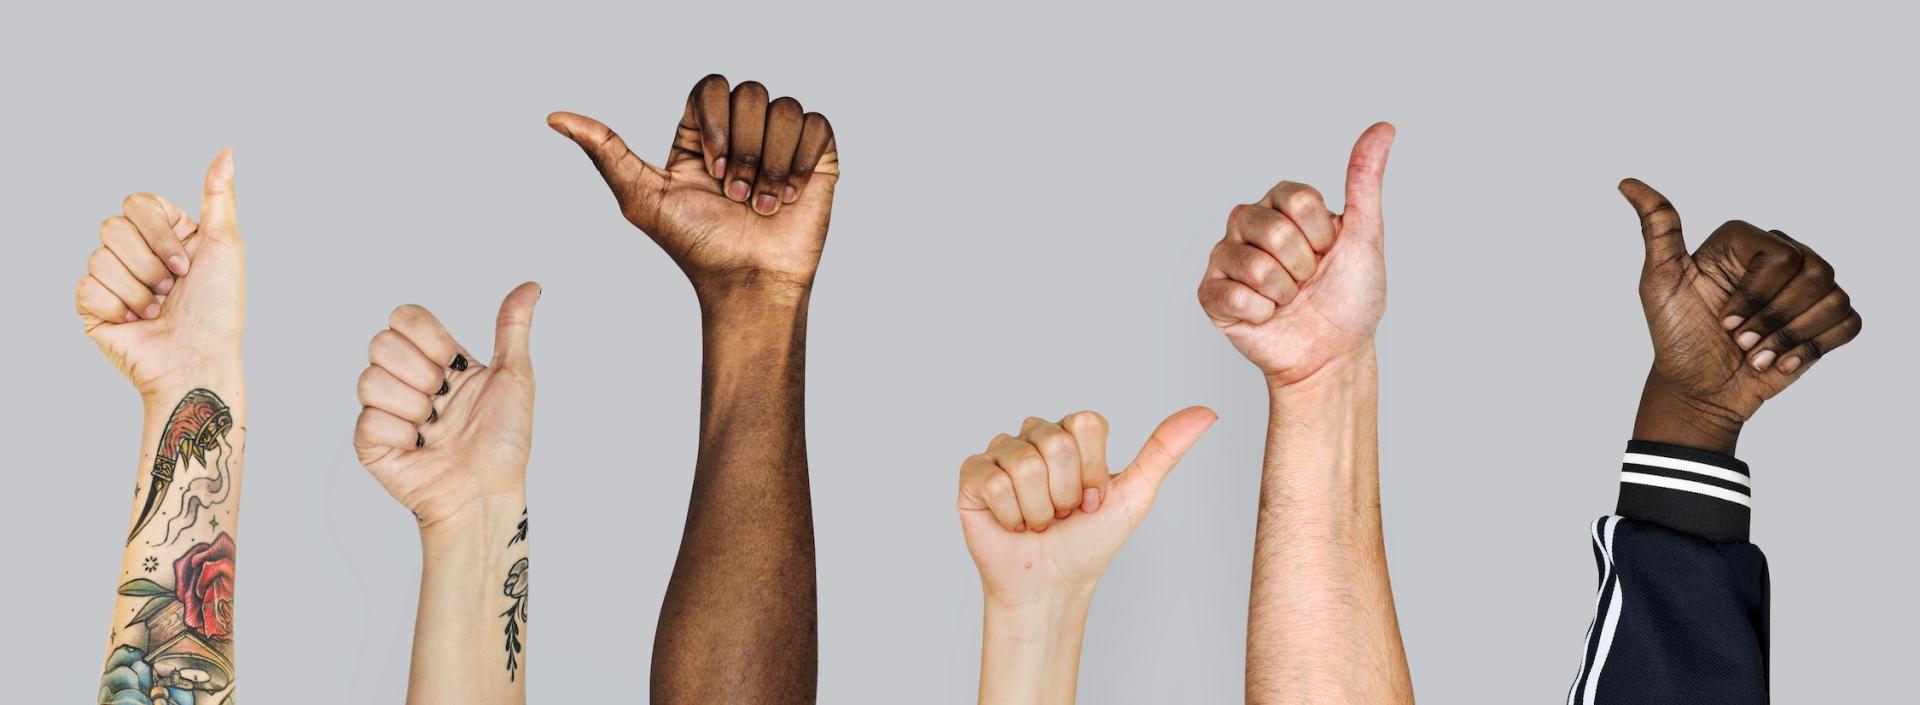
[959,407,1217,705]
[1618,181,1864,454]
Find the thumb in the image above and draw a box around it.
[1617,178,1689,269]
[547,112,668,225]
[1112,406,1218,510]
[1342,122,1395,235]
[492,282,542,370]
[199,148,239,239]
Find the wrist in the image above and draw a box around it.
[138,356,245,412]
[693,271,814,314]
[1267,344,1377,403]
[417,489,528,550]
[1633,371,1743,456]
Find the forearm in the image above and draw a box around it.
[407,493,530,704]
[1245,347,1412,704]
[101,370,246,702]
[978,592,1092,705]
[652,288,817,701]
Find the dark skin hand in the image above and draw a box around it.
[549,74,836,704]
[1620,179,1863,455]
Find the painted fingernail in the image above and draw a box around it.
[123,311,138,323]
[753,193,778,215]
[1082,487,1102,513]
[167,255,189,276]
[155,278,174,295]
[1722,315,1744,330]
[1751,349,1777,371]
[415,433,425,448]
[427,408,438,423]
[727,180,750,201]
[1736,331,1761,350]
[143,303,160,319]
[1779,356,1802,373]
[711,157,726,179]
[450,354,469,371]
[436,379,450,396]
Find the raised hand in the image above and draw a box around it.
[958,408,1216,602]
[75,150,243,397]
[1198,123,1394,385]
[1619,180,1863,450]
[354,283,542,529]
[549,74,838,299]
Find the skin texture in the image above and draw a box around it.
[957,409,1217,704]
[81,151,248,703]
[1198,124,1416,704]
[353,283,542,704]
[1617,180,1863,453]
[548,74,837,704]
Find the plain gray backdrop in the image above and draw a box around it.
[5,1,1914,702]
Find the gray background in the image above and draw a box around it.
[4,1,1914,701]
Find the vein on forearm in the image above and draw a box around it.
[653,299,818,703]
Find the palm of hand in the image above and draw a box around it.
[1647,257,1782,419]
[83,228,245,394]
[1219,216,1385,384]
[358,365,533,527]
[625,132,839,291]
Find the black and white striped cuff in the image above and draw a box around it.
[1615,440,1751,543]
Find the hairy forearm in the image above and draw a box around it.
[1245,347,1412,704]
[652,289,817,702]
[102,372,246,703]
[979,592,1092,705]
[406,492,529,704]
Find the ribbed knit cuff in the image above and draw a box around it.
[1615,440,1751,543]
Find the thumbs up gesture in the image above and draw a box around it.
[354,283,542,529]
[75,150,245,400]
[1198,124,1396,385]
[548,74,838,303]
[957,408,1216,602]
[1619,180,1862,435]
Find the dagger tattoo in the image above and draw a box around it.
[128,389,232,544]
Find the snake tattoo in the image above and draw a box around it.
[128,388,232,544]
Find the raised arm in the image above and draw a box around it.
[1565,180,1862,704]
[1196,123,1414,704]
[548,73,837,703]
[958,408,1216,704]
[83,151,247,705]
[352,283,543,704]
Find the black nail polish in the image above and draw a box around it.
[427,408,438,423]
[451,354,468,371]
[415,433,425,448]
[437,380,449,396]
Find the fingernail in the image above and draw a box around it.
[727,180,750,201]
[753,193,778,215]
[1722,315,1743,330]
[167,255,189,276]
[1054,508,1071,520]
[451,354,469,371]
[1779,356,1802,373]
[143,303,160,319]
[415,433,425,448]
[1751,349,1777,371]
[1736,331,1761,350]
[1014,522,1026,532]
[1032,523,1049,533]
[783,185,798,203]
[427,408,438,424]
[436,379,450,396]
[123,311,138,323]
[155,278,174,295]
[1082,487,1102,513]
[711,157,726,179]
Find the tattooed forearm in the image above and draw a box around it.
[500,508,529,681]
[131,389,233,545]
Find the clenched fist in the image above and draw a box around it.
[354,283,542,529]
[1198,124,1395,385]
[549,74,838,300]
[75,150,243,398]
[1620,180,1862,451]
[957,408,1216,603]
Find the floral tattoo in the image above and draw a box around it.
[101,532,237,704]
[501,508,528,680]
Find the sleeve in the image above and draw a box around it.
[1565,441,1770,705]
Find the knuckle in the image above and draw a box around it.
[733,80,767,99]
[1283,187,1323,214]
[1736,292,1769,312]
[758,166,789,183]
[87,247,118,272]
[1062,410,1107,435]
[388,304,427,329]
[1754,312,1791,333]
[1770,327,1802,350]
[770,96,803,114]
[121,192,158,212]
[983,473,1014,501]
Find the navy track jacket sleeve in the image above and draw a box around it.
[1566,441,1770,704]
